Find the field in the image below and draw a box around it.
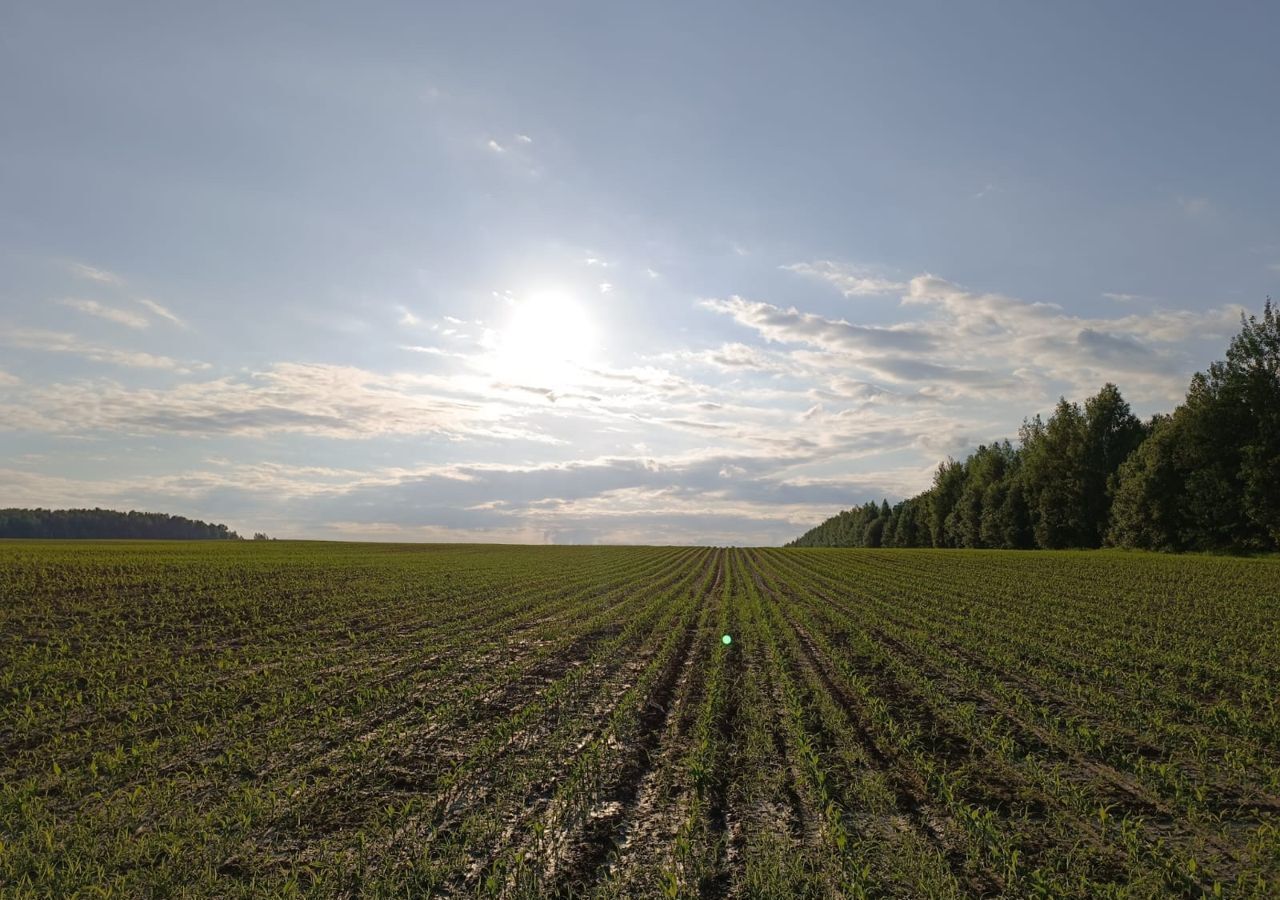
[2,543,1279,897]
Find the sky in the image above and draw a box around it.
[2,1,1278,544]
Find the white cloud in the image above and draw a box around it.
[701,296,933,355]
[2,327,197,371]
[0,370,19,387]
[783,260,907,296]
[0,363,566,441]
[68,262,124,285]
[59,298,150,329]
[486,138,505,153]
[700,269,1241,405]
[8,257,1248,544]
[668,342,798,375]
[136,298,185,327]
[598,282,613,294]
[515,133,533,144]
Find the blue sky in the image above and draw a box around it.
[2,1,1278,543]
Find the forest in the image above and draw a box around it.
[0,508,242,540]
[790,300,1280,553]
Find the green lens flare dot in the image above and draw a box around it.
[721,634,732,645]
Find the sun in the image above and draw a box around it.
[494,290,599,387]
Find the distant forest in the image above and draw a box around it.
[790,300,1280,554]
[0,508,242,540]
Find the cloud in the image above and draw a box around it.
[284,451,904,543]
[68,263,124,285]
[0,370,19,387]
[136,298,185,327]
[515,133,533,144]
[10,253,1248,544]
[0,363,570,441]
[668,342,797,375]
[783,260,907,296]
[59,298,150,329]
[699,268,1240,405]
[701,296,934,354]
[486,138,505,153]
[61,262,185,327]
[1075,328,1153,363]
[859,357,1008,387]
[1,327,197,371]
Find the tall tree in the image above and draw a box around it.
[1021,400,1089,548]
[928,459,968,548]
[1081,384,1147,545]
[1110,300,1280,551]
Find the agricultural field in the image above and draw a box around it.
[2,542,1279,898]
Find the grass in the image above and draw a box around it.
[2,541,1278,897]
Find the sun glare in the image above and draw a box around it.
[494,290,599,387]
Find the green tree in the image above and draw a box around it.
[928,460,967,548]
[1081,383,1146,545]
[1021,400,1089,548]
[1108,415,1184,550]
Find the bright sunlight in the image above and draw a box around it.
[492,289,599,388]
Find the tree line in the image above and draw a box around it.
[0,508,242,540]
[789,300,1280,553]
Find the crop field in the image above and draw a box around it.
[2,542,1279,897]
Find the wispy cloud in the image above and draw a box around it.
[62,262,186,327]
[784,261,907,296]
[666,342,798,375]
[68,262,124,285]
[136,298,185,327]
[700,268,1242,405]
[701,296,933,355]
[59,298,150,329]
[2,363,560,441]
[2,327,198,371]
[13,253,1249,543]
